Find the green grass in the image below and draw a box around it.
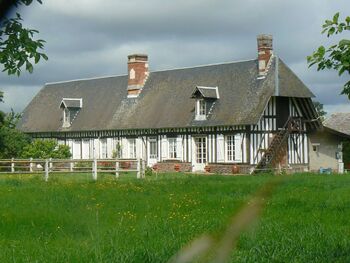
[0,172,349,262]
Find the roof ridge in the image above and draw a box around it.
[150,58,256,73]
[45,58,256,86]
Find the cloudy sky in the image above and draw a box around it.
[0,0,349,114]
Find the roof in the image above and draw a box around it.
[323,113,350,137]
[18,57,315,133]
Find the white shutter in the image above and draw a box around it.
[217,134,225,162]
[235,134,242,162]
[82,140,90,159]
[67,139,73,158]
[136,138,142,159]
[161,136,168,159]
[176,136,183,161]
[107,138,113,158]
[121,138,128,158]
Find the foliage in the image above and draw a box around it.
[112,142,122,158]
[343,140,350,166]
[0,173,349,262]
[307,13,350,99]
[0,110,30,158]
[21,139,71,159]
[313,101,327,121]
[145,166,153,176]
[0,0,47,79]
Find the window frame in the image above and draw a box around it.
[168,138,177,159]
[195,99,207,120]
[100,138,107,159]
[128,138,136,159]
[225,135,236,162]
[149,137,158,159]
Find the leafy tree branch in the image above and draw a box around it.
[307,13,350,99]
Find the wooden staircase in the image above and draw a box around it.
[253,117,302,174]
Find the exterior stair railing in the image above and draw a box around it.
[253,117,302,174]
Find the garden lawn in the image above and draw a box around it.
[0,173,349,262]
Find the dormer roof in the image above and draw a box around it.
[191,86,219,99]
[60,98,83,109]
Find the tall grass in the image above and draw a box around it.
[0,173,349,262]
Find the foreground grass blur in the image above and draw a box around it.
[0,173,349,262]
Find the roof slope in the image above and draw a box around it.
[323,113,350,136]
[18,57,315,133]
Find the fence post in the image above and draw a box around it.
[11,158,14,173]
[93,158,97,181]
[70,157,73,172]
[115,159,119,178]
[142,160,145,178]
[44,159,49,182]
[137,158,141,179]
[29,158,33,172]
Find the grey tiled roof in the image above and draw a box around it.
[323,113,350,136]
[18,57,314,133]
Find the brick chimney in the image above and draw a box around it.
[257,34,273,77]
[127,54,149,97]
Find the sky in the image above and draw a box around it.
[0,0,349,115]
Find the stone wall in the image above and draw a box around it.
[204,163,252,175]
[153,161,192,173]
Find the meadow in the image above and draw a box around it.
[0,172,349,262]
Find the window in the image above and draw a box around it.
[312,143,320,153]
[128,139,136,158]
[149,137,157,159]
[168,138,177,159]
[226,135,236,162]
[195,99,206,120]
[64,108,71,126]
[100,139,107,158]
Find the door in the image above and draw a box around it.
[147,137,158,167]
[193,137,207,171]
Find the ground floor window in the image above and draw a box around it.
[100,139,107,158]
[226,135,235,161]
[149,137,157,159]
[168,138,177,159]
[128,138,136,158]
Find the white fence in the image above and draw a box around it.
[0,158,146,181]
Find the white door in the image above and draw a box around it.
[193,137,207,171]
[147,137,158,167]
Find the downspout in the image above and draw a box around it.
[274,55,279,96]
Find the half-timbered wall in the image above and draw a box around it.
[288,98,308,164]
[250,96,277,164]
[249,96,309,166]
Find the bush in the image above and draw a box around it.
[21,139,71,159]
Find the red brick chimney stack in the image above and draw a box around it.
[127,54,149,97]
[257,34,273,77]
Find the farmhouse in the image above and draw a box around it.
[18,35,343,173]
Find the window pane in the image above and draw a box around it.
[149,137,157,159]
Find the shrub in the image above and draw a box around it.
[21,139,71,159]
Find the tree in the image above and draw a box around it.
[0,110,30,158]
[307,13,350,99]
[313,101,327,121]
[0,0,47,79]
[21,139,72,159]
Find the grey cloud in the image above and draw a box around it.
[0,0,349,114]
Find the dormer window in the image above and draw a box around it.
[60,98,83,128]
[196,99,207,120]
[191,86,219,121]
